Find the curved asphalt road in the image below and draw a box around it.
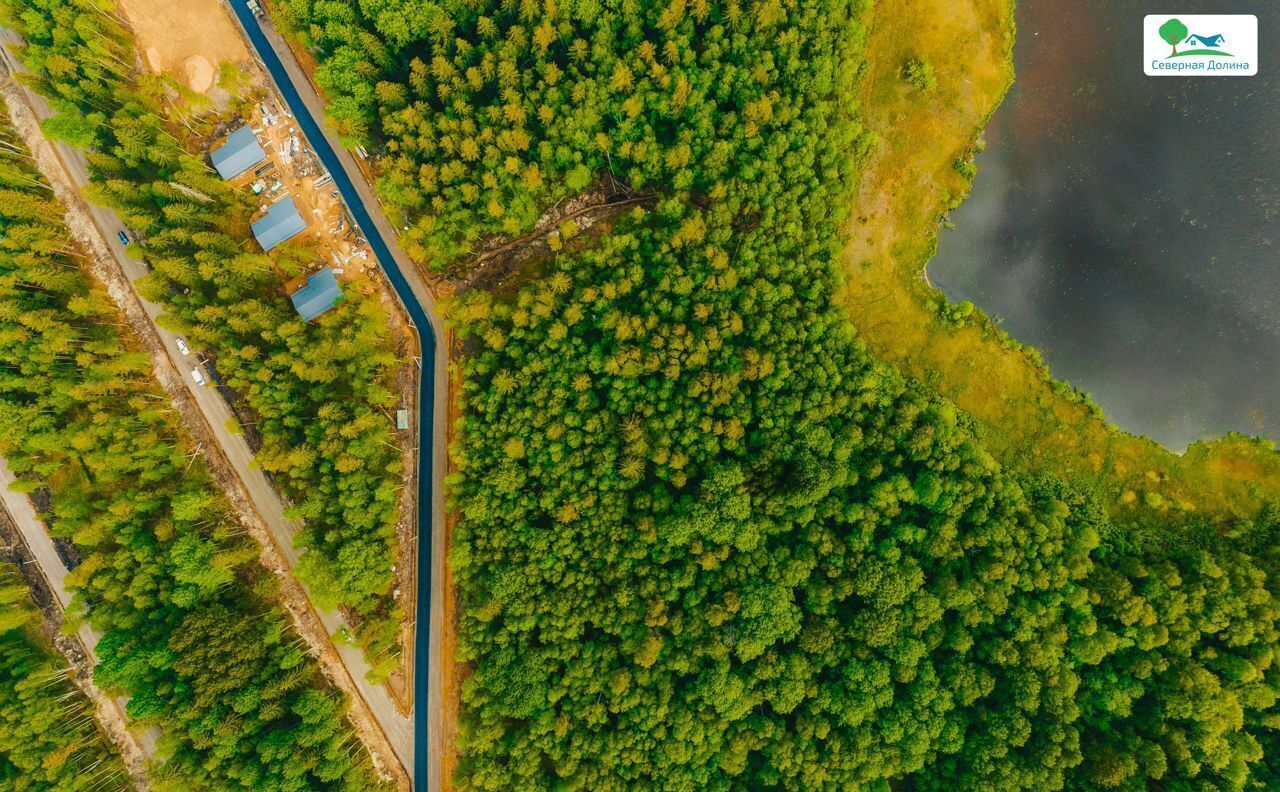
[226,3,445,789]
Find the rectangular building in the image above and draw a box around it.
[210,125,267,180]
[251,196,307,252]
[290,267,343,321]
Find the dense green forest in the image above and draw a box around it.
[0,116,380,789]
[0,563,127,790]
[281,1,1280,790]
[2,0,408,677]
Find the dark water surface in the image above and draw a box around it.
[930,0,1279,449]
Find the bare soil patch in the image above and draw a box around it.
[182,55,216,93]
[117,0,248,92]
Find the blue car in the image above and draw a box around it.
[117,230,130,246]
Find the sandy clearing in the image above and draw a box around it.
[183,55,216,93]
[118,0,248,92]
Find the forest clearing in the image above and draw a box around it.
[117,0,246,94]
[110,0,426,705]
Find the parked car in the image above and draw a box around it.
[175,338,190,356]
[117,230,129,246]
[191,367,206,387]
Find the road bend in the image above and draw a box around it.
[226,3,448,790]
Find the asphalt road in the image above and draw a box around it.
[0,27,418,780]
[225,5,451,790]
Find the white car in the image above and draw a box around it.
[175,337,190,356]
[191,368,206,387]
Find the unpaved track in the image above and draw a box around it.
[0,38,411,791]
[0,456,155,789]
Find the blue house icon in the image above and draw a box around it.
[1185,33,1226,47]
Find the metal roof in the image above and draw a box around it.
[251,196,307,252]
[210,125,267,180]
[290,267,342,321]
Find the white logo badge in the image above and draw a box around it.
[1145,15,1257,76]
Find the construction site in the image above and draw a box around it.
[213,100,375,284]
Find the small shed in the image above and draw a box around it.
[251,196,307,252]
[290,268,343,321]
[210,126,267,180]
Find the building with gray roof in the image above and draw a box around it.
[251,196,307,252]
[290,268,343,321]
[210,125,267,180]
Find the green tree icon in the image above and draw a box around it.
[1160,18,1189,55]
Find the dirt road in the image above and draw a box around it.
[0,455,157,784]
[0,32,412,787]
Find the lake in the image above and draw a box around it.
[929,0,1279,450]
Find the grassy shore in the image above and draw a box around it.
[843,0,1279,525]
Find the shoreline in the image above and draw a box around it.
[842,0,1280,521]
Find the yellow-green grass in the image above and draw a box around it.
[843,0,1280,523]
